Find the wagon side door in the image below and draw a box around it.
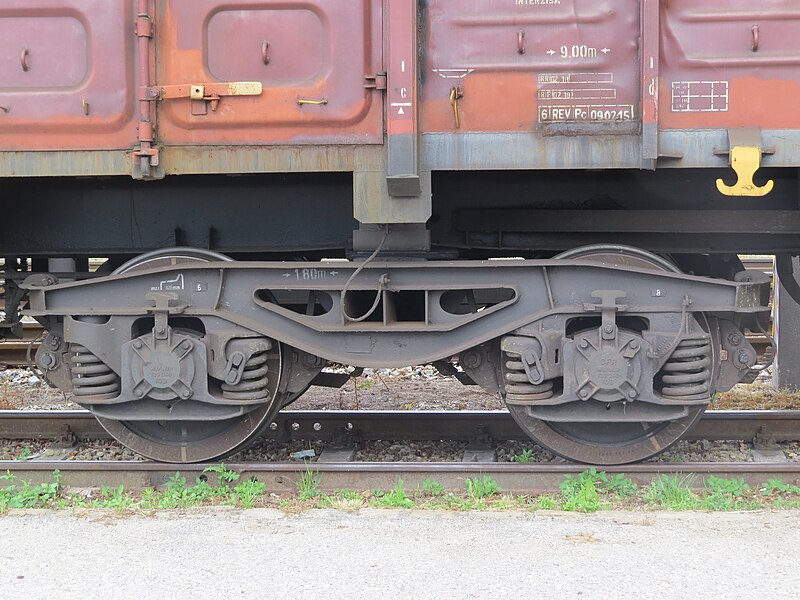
[154,0,384,147]
[0,0,139,152]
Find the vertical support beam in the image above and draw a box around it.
[774,263,800,391]
[641,0,660,167]
[353,0,430,235]
[386,0,420,196]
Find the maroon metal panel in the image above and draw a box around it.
[0,0,138,151]
[155,0,383,146]
[420,0,641,134]
[660,0,800,130]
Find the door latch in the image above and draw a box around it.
[146,82,263,115]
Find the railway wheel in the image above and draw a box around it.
[505,245,708,465]
[88,249,284,463]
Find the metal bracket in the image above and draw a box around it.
[716,129,774,197]
[145,292,180,341]
[135,14,153,38]
[364,72,387,90]
[584,290,627,341]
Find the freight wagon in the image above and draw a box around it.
[1,0,796,463]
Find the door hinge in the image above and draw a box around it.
[135,14,153,38]
[364,72,387,90]
[133,4,159,180]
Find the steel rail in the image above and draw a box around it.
[2,409,799,444]
[1,459,798,494]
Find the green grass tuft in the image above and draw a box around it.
[643,474,700,510]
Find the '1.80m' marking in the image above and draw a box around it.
[539,105,634,123]
[283,268,341,281]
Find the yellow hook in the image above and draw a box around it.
[716,146,774,197]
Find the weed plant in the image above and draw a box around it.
[464,476,500,501]
[559,469,637,512]
[642,474,700,510]
[511,449,535,463]
[3,467,800,514]
[370,480,415,508]
[297,464,321,500]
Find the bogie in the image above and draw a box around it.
[21,246,767,464]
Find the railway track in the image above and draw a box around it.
[2,460,799,495]
[0,320,43,366]
[1,409,799,493]
[1,409,799,444]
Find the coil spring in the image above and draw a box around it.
[69,344,120,399]
[503,350,554,403]
[661,339,712,398]
[221,348,271,401]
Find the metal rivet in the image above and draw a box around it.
[291,422,300,431]
[39,353,55,369]
[133,341,143,349]
[628,391,637,399]
[630,340,639,349]
[313,422,322,432]
[579,390,588,398]
[268,422,278,431]
[579,339,589,349]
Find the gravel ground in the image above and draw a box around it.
[293,365,505,411]
[3,363,796,412]
[2,508,799,599]
[0,435,780,464]
[2,364,799,464]
[0,368,76,410]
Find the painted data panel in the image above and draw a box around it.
[421,0,641,134]
[156,0,383,145]
[0,0,138,151]
[661,0,800,130]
